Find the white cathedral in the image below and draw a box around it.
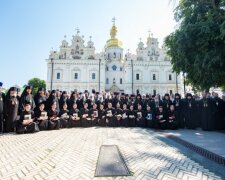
[46,19,183,96]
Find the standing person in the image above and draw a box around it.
[89,103,99,126]
[162,93,172,114]
[34,87,47,111]
[173,93,184,128]
[19,86,36,113]
[127,105,136,127]
[58,103,69,128]
[98,103,106,127]
[47,101,61,130]
[213,93,224,130]
[115,102,123,127]
[167,105,178,130]
[105,102,116,127]
[121,103,128,127]
[68,103,81,128]
[155,106,167,130]
[45,90,60,111]
[200,92,215,131]
[80,102,90,127]
[0,82,5,133]
[150,95,162,114]
[134,94,142,110]
[136,104,145,127]
[34,102,49,131]
[59,91,70,110]
[16,101,39,134]
[3,87,19,133]
[183,93,197,129]
[145,105,155,128]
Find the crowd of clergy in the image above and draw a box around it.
[0,82,225,134]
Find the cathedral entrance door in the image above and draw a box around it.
[109,85,120,92]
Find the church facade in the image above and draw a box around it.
[46,20,183,96]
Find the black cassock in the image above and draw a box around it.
[115,108,123,127]
[16,110,38,134]
[47,109,60,130]
[136,110,145,127]
[200,98,215,131]
[213,97,224,130]
[173,99,185,128]
[80,108,91,127]
[58,109,69,128]
[19,94,36,113]
[89,108,99,126]
[69,108,81,127]
[145,110,154,128]
[120,109,128,127]
[167,110,178,130]
[162,99,172,114]
[0,92,5,132]
[34,95,47,111]
[127,110,136,127]
[34,109,49,130]
[155,110,167,130]
[150,100,163,115]
[105,108,116,127]
[98,108,106,127]
[59,97,70,110]
[183,99,197,129]
[3,96,19,133]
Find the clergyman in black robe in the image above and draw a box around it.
[68,103,81,127]
[183,93,197,129]
[200,92,215,131]
[3,87,19,133]
[34,101,49,131]
[16,101,39,134]
[19,85,36,114]
[0,82,5,133]
[47,101,60,130]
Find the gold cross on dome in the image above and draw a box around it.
[112,17,116,25]
[75,27,80,34]
[148,30,151,37]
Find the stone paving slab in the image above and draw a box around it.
[163,129,225,158]
[0,127,224,180]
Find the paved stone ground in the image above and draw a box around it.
[0,127,224,180]
[163,129,225,158]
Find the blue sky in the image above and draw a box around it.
[0,0,177,88]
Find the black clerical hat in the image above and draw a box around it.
[9,87,18,91]
[38,87,45,92]
[25,101,31,106]
[38,101,45,106]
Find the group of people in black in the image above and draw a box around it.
[0,82,225,134]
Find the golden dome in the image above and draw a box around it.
[106,23,122,48]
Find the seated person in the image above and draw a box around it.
[58,103,70,128]
[16,101,39,134]
[34,102,49,131]
[69,103,81,127]
[47,101,60,130]
[155,105,167,130]
[145,105,155,128]
[167,105,178,130]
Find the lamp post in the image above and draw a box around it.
[99,58,101,92]
[131,59,134,94]
[176,72,178,93]
[50,58,54,91]
[183,72,186,95]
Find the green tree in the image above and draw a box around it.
[165,0,225,91]
[27,78,46,94]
